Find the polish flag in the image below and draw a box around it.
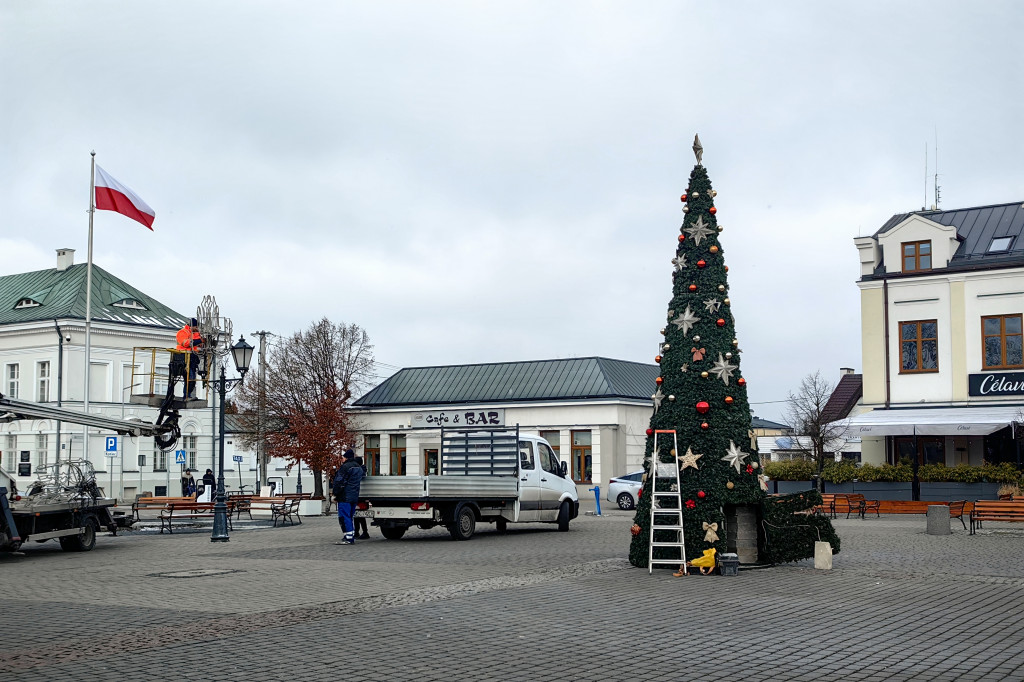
[94,165,156,230]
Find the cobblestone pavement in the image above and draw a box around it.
[4,505,1024,681]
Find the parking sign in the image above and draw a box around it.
[105,436,118,457]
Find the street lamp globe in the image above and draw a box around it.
[231,336,254,376]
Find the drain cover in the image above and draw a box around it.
[149,568,244,579]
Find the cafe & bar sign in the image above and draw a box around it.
[969,372,1024,397]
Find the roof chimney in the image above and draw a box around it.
[840,367,855,377]
[56,248,75,271]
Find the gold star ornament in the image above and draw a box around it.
[677,447,703,471]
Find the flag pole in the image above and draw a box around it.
[84,151,95,465]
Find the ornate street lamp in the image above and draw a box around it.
[211,335,253,542]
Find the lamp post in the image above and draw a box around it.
[211,336,254,542]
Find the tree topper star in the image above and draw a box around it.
[677,447,703,471]
[703,297,722,313]
[685,215,715,246]
[721,440,749,473]
[670,305,699,335]
[709,353,738,385]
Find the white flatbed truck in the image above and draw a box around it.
[358,426,579,540]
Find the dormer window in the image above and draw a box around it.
[988,236,1014,253]
[902,240,932,273]
[112,298,147,310]
[14,298,41,309]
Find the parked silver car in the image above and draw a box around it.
[606,471,643,510]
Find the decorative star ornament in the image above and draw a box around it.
[680,364,688,373]
[709,353,738,385]
[651,388,665,413]
[671,254,688,271]
[685,215,715,246]
[721,440,749,473]
[671,305,700,335]
[703,297,722,313]
[677,447,703,471]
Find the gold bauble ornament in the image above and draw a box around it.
[726,481,735,490]
[668,395,676,401]
[701,371,709,378]
[751,461,759,469]
[711,190,717,197]
[725,352,733,359]
[724,298,730,305]
[660,328,666,335]
[732,339,739,346]
[718,285,726,292]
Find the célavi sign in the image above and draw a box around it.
[968,372,1024,397]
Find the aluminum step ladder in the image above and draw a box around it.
[648,429,687,574]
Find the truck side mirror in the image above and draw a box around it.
[560,461,568,477]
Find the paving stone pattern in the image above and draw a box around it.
[4,507,1024,681]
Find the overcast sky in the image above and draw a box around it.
[2,2,1022,421]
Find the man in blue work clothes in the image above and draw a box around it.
[332,448,364,545]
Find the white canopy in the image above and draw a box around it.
[840,406,1024,437]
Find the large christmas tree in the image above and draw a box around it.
[629,136,838,569]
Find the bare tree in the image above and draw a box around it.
[786,370,850,488]
[236,318,375,498]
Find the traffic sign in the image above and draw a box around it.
[175,450,187,464]
[232,455,243,463]
[105,436,118,452]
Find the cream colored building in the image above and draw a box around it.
[851,201,1024,469]
[350,357,658,495]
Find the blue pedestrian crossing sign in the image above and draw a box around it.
[105,436,118,454]
[175,450,187,465]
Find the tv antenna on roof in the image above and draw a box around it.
[933,128,941,210]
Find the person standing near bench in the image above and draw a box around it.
[332,449,364,545]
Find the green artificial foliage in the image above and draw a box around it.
[628,156,839,569]
[761,490,841,564]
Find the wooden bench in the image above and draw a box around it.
[248,497,301,527]
[133,496,195,521]
[158,501,235,534]
[970,500,1024,535]
[818,493,880,519]
[948,500,968,530]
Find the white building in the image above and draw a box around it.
[851,201,1024,470]
[0,249,241,499]
[350,357,659,495]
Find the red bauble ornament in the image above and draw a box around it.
[716,318,725,327]
[678,235,685,243]
[685,499,696,509]
[655,376,664,385]
[696,401,710,414]
[738,377,746,387]
[709,206,717,215]
[631,523,642,536]
[697,259,706,268]
[680,194,688,203]
[724,266,729,272]
[724,396,734,405]
[697,490,706,499]
[655,355,662,363]
[700,422,709,429]
[646,428,653,436]
[688,284,697,292]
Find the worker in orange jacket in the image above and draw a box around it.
[174,318,203,398]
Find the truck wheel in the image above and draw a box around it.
[380,524,407,540]
[557,501,570,532]
[60,515,98,552]
[448,504,476,541]
[495,518,508,534]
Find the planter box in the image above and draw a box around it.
[919,482,1001,501]
[774,481,815,495]
[299,499,324,516]
[769,480,1005,500]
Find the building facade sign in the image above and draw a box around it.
[968,372,1024,397]
[411,409,505,428]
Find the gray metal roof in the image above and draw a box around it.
[750,416,791,430]
[874,201,1024,271]
[0,262,186,329]
[353,357,659,408]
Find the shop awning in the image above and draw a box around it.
[840,406,1024,437]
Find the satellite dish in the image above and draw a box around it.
[775,437,793,450]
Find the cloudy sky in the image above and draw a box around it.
[2,2,1022,421]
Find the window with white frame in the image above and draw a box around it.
[185,435,198,471]
[35,434,48,471]
[37,361,50,402]
[3,435,16,471]
[6,364,20,399]
[89,362,109,403]
[154,444,167,471]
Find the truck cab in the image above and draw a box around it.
[516,435,577,522]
